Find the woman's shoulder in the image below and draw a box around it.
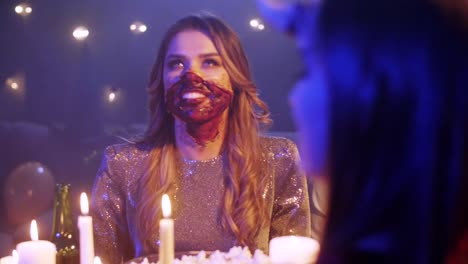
[96,142,151,185]
[259,135,300,166]
[102,142,152,162]
[260,135,299,158]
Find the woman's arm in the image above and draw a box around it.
[91,146,133,264]
[270,141,312,239]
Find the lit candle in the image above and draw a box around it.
[158,194,174,264]
[93,256,102,264]
[12,250,18,264]
[78,192,94,264]
[16,220,56,264]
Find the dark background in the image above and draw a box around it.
[0,0,302,255]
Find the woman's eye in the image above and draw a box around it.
[203,58,221,67]
[167,60,184,69]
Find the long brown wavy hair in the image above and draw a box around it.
[136,13,272,251]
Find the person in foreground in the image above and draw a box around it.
[91,13,311,264]
[258,0,467,263]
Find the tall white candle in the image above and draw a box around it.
[159,194,174,264]
[78,192,94,264]
[16,220,56,264]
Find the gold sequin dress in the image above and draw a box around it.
[91,136,311,263]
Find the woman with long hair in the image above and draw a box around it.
[91,13,311,263]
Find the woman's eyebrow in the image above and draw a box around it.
[165,54,185,59]
[199,52,220,58]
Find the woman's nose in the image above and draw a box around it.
[181,72,204,88]
[184,62,202,77]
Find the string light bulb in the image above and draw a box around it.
[249,18,265,31]
[108,92,116,102]
[73,26,90,41]
[130,21,147,34]
[14,3,32,16]
[5,74,25,93]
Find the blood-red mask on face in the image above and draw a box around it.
[165,72,233,144]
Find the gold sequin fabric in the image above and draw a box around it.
[91,136,311,264]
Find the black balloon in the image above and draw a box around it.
[3,162,55,225]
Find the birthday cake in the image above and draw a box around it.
[129,246,271,264]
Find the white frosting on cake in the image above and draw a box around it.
[130,247,271,264]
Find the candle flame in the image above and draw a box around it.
[81,192,89,215]
[30,220,38,241]
[162,194,171,218]
[94,256,102,264]
[12,249,18,262]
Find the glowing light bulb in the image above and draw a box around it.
[138,25,147,32]
[15,5,24,14]
[250,19,260,28]
[130,21,147,34]
[108,92,116,102]
[14,3,32,16]
[10,82,18,90]
[73,26,90,41]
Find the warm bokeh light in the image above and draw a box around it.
[14,3,32,16]
[130,21,147,34]
[138,25,147,33]
[108,92,116,102]
[73,26,90,41]
[10,82,18,90]
[15,5,23,14]
[162,194,172,218]
[103,85,121,105]
[5,74,25,93]
[249,18,265,31]
[30,220,38,241]
[249,19,260,28]
[80,192,89,215]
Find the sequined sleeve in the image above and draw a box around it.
[270,139,312,239]
[91,146,133,264]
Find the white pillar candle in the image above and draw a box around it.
[16,220,56,264]
[158,194,174,264]
[0,250,18,264]
[78,192,95,264]
[269,236,320,264]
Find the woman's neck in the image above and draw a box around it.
[174,113,228,161]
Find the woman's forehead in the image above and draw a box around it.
[166,30,218,57]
